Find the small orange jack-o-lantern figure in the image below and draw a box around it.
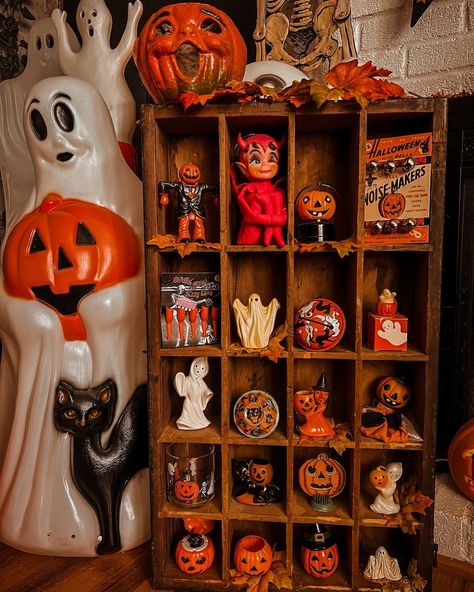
[234,535,273,577]
[301,524,339,579]
[296,184,337,222]
[294,391,316,416]
[174,479,201,503]
[376,376,412,411]
[299,453,346,499]
[369,466,389,490]
[175,533,215,574]
[448,418,474,502]
[378,192,406,219]
[179,162,201,185]
[3,193,141,341]
[249,459,274,487]
[134,3,247,104]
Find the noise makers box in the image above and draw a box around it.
[364,132,432,244]
[160,272,221,348]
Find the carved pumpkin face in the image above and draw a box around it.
[296,188,337,222]
[249,460,273,486]
[134,3,247,103]
[376,376,411,410]
[369,466,389,490]
[448,418,474,502]
[179,162,201,185]
[234,535,272,576]
[3,193,140,341]
[175,533,215,574]
[301,542,339,579]
[378,192,406,219]
[299,453,346,498]
[174,480,200,502]
[294,391,316,415]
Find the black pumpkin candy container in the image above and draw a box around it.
[295,183,338,243]
[301,524,339,579]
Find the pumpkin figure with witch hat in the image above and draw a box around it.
[294,371,335,439]
[301,523,339,579]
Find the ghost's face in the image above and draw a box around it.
[191,358,208,379]
[387,462,402,483]
[27,18,60,74]
[249,294,262,311]
[77,0,112,43]
[24,77,113,172]
[375,547,387,561]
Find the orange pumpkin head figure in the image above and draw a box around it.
[134,3,247,104]
[233,535,273,577]
[294,391,316,415]
[179,162,201,185]
[369,466,389,490]
[376,376,412,411]
[378,192,406,219]
[301,524,339,579]
[296,186,337,222]
[3,193,141,341]
[175,533,215,574]
[249,459,273,487]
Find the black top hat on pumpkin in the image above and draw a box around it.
[303,524,335,550]
[313,372,329,392]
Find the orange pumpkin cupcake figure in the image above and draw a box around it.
[294,372,335,439]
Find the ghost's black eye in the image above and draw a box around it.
[31,109,48,141]
[54,102,74,133]
[92,9,97,17]
[36,36,42,50]
[45,34,55,48]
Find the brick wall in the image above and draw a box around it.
[351,0,474,96]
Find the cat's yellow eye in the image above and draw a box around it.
[64,409,76,418]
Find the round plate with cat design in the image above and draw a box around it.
[233,390,279,439]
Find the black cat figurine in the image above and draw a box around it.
[54,379,148,555]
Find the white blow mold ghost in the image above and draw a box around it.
[0,76,148,556]
[52,0,143,144]
[0,17,79,236]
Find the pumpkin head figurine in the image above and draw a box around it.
[295,183,338,243]
[233,458,281,506]
[233,535,273,577]
[376,376,412,411]
[134,3,247,104]
[301,524,339,579]
[378,192,406,219]
[175,533,215,574]
[294,372,335,439]
[299,453,346,512]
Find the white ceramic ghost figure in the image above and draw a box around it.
[370,462,403,515]
[52,0,143,144]
[364,546,402,581]
[175,357,213,430]
[0,18,79,235]
[233,293,280,349]
[0,76,148,556]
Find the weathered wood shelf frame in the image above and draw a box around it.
[142,98,447,592]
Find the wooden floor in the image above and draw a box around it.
[0,542,473,592]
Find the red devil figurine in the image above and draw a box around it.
[159,162,218,243]
[231,133,287,247]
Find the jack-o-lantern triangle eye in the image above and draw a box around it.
[76,223,96,245]
[29,230,46,253]
[201,18,222,33]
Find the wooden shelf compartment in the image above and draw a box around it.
[292,524,353,591]
[293,358,357,441]
[359,360,426,447]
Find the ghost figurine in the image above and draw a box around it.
[0,18,79,235]
[52,0,143,147]
[233,293,280,349]
[364,546,402,581]
[370,462,403,515]
[0,76,148,556]
[175,357,213,430]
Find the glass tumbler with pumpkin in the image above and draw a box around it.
[295,183,338,243]
[298,452,346,512]
[166,443,215,507]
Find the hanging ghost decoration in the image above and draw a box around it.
[0,18,79,236]
[52,0,143,149]
[0,76,149,556]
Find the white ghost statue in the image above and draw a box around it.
[364,546,402,581]
[175,357,214,430]
[370,462,403,515]
[0,76,149,556]
[233,293,280,349]
[52,0,143,145]
[0,17,79,236]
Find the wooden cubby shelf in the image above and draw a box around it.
[142,99,447,591]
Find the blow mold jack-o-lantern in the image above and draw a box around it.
[134,3,247,104]
[295,183,338,243]
[175,533,215,574]
[3,193,141,341]
[234,535,273,577]
[376,376,412,411]
[299,453,346,512]
[301,524,339,579]
[448,418,474,502]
